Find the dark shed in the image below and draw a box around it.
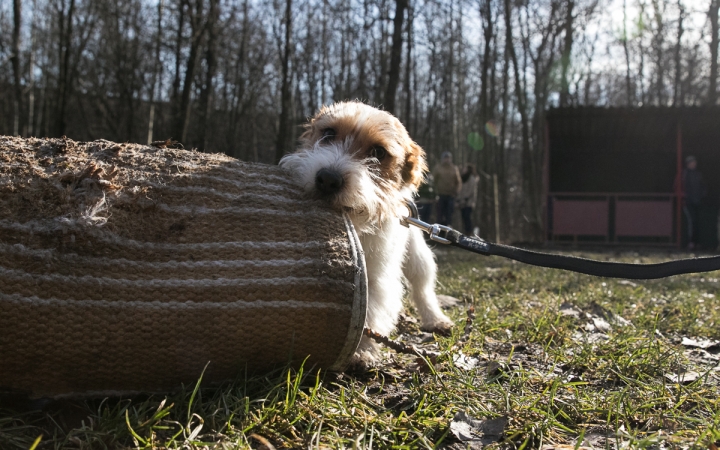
[545,107,720,248]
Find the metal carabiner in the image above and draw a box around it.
[428,224,453,244]
[401,200,452,244]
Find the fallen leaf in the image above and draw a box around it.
[449,411,506,449]
[589,302,632,327]
[559,302,581,318]
[437,294,461,308]
[453,352,480,370]
[664,370,701,384]
[486,361,504,377]
[572,331,609,343]
[681,337,720,352]
[591,316,612,332]
[540,445,592,450]
[418,332,435,343]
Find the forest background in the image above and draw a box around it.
[1,0,718,241]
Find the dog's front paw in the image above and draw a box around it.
[346,336,381,372]
[346,352,377,373]
[420,316,455,336]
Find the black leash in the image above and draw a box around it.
[402,201,720,280]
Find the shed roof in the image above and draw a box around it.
[546,106,720,197]
[547,106,720,144]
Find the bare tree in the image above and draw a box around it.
[478,0,496,235]
[384,0,408,114]
[11,0,24,136]
[197,0,219,151]
[275,0,293,162]
[709,0,719,104]
[27,0,38,136]
[650,0,665,104]
[622,0,634,104]
[1,0,717,241]
[673,0,685,105]
[559,0,574,106]
[53,0,95,137]
[174,0,208,145]
[147,0,165,144]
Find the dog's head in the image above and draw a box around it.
[280,101,427,230]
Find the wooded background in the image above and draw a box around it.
[1,0,718,241]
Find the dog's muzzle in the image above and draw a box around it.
[315,168,344,195]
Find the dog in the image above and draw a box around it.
[279,101,454,367]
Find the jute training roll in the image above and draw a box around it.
[0,136,367,398]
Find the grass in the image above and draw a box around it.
[2,247,720,449]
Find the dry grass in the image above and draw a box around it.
[1,247,719,449]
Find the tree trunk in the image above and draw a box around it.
[498,12,511,239]
[148,0,165,144]
[27,0,37,137]
[709,0,719,104]
[376,0,390,103]
[384,0,408,114]
[402,3,413,126]
[275,0,293,163]
[504,0,538,240]
[11,0,24,137]
[673,0,684,106]
[651,0,665,104]
[622,0,633,105]
[197,0,219,151]
[171,0,186,137]
[229,0,250,158]
[636,1,647,104]
[55,0,76,137]
[321,1,329,106]
[479,0,494,237]
[174,0,207,145]
[559,0,574,106]
[448,0,457,156]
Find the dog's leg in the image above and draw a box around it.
[350,224,407,368]
[351,273,405,367]
[403,227,454,333]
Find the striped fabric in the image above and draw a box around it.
[0,136,367,398]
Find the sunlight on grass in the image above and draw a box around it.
[1,248,719,449]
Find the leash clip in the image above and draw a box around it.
[428,224,453,244]
[401,200,452,244]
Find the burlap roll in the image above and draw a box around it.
[0,136,367,398]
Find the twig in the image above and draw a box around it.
[363,328,438,361]
[249,434,276,450]
[461,304,476,343]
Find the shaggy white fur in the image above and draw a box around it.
[280,102,454,366]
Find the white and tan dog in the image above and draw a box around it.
[280,101,454,366]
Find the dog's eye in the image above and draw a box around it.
[321,128,336,139]
[369,146,387,161]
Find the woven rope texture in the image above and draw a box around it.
[0,136,366,398]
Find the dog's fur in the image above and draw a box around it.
[279,101,454,366]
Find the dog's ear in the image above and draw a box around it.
[401,141,428,189]
[298,125,313,146]
[298,106,330,146]
[297,117,318,147]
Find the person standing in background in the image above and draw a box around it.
[457,164,480,235]
[682,155,707,249]
[415,173,436,224]
[432,151,462,226]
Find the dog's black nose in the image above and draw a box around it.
[315,168,344,194]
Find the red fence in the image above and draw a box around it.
[548,193,676,244]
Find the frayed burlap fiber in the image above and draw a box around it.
[0,136,367,398]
